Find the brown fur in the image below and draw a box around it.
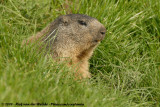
[23,14,106,79]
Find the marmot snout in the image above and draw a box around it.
[23,14,106,79]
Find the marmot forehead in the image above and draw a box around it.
[66,14,96,20]
[56,14,97,23]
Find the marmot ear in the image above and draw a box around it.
[59,15,70,26]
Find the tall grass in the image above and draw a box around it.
[0,0,160,106]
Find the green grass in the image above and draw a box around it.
[0,0,160,106]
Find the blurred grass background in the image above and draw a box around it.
[0,0,160,106]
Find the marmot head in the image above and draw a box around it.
[46,14,106,57]
[22,14,106,78]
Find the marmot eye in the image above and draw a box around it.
[78,20,87,26]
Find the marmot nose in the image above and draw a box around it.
[99,26,106,40]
